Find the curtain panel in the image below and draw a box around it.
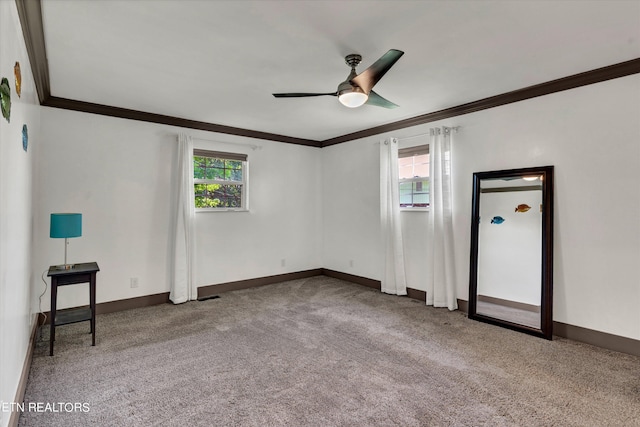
[427,127,457,310]
[380,137,408,296]
[170,133,196,304]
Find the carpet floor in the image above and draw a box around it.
[20,275,640,426]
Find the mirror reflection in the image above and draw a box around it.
[469,166,554,339]
[477,177,542,329]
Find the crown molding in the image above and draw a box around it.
[42,97,321,147]
[17,0,640,148]
[15,0,49,104]
[321,58,640,146]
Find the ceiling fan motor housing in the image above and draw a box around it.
[344,54,362,68]
[338,54,365,96]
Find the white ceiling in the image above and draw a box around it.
[40,0,640,142]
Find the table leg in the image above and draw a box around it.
[50,279,57,356]
[90,273,96,346]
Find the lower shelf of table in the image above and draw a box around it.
[54,307,92,326]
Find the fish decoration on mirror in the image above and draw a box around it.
[491,216,505,224]
[515,204,531,213]
[0,77,10,122]
[22,124,28,152]
[14,62,21,97]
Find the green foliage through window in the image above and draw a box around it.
[193,152,246,209]
[194,156,243,181]
[194,183,243,208]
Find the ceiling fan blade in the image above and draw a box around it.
[365,91,399,109]
[273,92,337,98]
[351,49,404,94]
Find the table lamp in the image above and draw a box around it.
[50,213,82,270]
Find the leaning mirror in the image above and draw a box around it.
[468,166,554,339]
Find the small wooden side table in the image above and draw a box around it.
[47,262,100,356]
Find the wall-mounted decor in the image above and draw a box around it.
[22,124,28,152]
[490,216,505,224]
[515,204,531,213]
[0,77,11,123]
[14,62,22,97]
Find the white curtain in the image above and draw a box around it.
[427,127,457,310]
[170,133,196,304]
[380,138,407,296]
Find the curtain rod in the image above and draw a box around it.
[179,134,262,151]
[398,126,461,142]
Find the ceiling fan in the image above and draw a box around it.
[273,49,404,109]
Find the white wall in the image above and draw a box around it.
[0,2,41,426]
[322,74,640,341]
[321,140,382,277]
[194,138,322,285]
[34,108,322,311]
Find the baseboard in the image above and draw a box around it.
[321,268,427,302]
[95,293,170,315]
[553,321,640,357]
[456,299,639,357]
[406,287,427,302]
[198,269,323,298]
[477,294,540,313]
[43,271,326,320]
[321,269,380,289]
[42,292,171,321]
[199,268,428,304]
[8,314,39,427]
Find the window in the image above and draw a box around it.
[193,149,248,210]
[398,145,429,208]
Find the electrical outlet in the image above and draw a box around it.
[130,277,139,288]
[281,259,286,267]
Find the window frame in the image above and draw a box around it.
[398,144,429,211]
[193,149,249,212]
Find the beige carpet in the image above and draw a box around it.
[20,276,640,426]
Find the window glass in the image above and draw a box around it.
[193,151,247,210]
[398,146,429,208]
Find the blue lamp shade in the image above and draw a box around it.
[50,213,82,238]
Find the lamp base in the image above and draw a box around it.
[53,264,75,270]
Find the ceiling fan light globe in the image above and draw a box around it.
[338,91,368,108]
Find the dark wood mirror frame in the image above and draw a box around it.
[468,166,554,340]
